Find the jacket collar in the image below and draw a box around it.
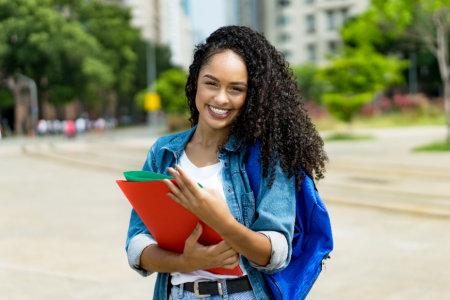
[160,125,242,158]
[160,126,197,159]
[223,132,243,152]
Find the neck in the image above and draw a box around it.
[191,119,230,148]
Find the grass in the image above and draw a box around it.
[324,133,374,142]
[413,141,450,152]
[312,111,446,132]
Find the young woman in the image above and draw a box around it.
[126,26,327,300]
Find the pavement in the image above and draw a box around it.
[0,125,449,299]
[319,126,450,217]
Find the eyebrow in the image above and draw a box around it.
[203,74,247,87]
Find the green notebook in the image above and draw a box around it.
[123,171,203,188]
[124,171,173,181]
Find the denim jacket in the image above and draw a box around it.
[125,126,296,300]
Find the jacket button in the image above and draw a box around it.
[228,189,231,193]
[224,163,228,166]
[250,271,253,275]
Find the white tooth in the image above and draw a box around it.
[210,106,229,114]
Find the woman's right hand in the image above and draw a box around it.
[181,223,240,272]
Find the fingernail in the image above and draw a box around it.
[196,223,200,230]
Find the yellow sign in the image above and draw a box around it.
[144,93,161,111]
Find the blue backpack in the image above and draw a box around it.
[245,143,333,300]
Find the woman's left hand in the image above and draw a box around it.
[164,165,235,233]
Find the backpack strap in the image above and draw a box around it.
[245,142,262,199]
[246,142,318,195]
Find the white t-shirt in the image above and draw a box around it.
[165,150,247,285]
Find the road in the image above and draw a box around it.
[0,126,449,299]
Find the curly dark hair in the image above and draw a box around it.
[185,26,328,189]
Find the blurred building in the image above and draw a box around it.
[260,0,370,66]
[114,0,193,69]
[226,0,262,32]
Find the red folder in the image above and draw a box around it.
[117,179,243,276]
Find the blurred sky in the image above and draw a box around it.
[188,0,227,45]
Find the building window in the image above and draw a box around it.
[279,33,291,43]
[306,15,315,32]
[329,41,338,52]
[307,44,316,61]
[278,0,290,7]
[326,10,336,30]
[341,8,349,24]
[283,51,292,60]
[277,15,291,26]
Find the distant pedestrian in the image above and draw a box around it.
[46,120,54,135]
[53,120,62,135]
[63,120,76,139]
[37,119,48,136]
[75,117,87,134]
[94,118,106,135]
[108,117,118,130]
[86,119,94,132]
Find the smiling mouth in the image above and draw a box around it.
[208,105,230,115]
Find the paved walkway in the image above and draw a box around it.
[319,126,450,216]
[0,126,449,299]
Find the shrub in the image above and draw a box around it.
[323,93,373,123]
[292,64,327,102]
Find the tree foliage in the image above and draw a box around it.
[0,87,14,109]
[0,0,114,105]
[317,48,407,123]
[135,68,188,114]
[341,0,450,141]
[322,93,373,123]
[0,0,174,117]
[76,1,139,95]
[292,64,326,102]
[317,48,406,95]
[156,68,188,114]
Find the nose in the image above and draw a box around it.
[214,88,229,106]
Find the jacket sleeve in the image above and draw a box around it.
[248,159,296,274]
[248,231,288,271]
[125,144,160,277]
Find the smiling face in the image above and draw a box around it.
[195,50,248,131]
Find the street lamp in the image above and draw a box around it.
[15,73,38,135]
[145,40,160,134]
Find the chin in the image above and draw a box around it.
[200,110,233,130]
[204,119,231,130]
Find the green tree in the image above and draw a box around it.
[342,0,450,143]
[74,0,174,114]
[317,47,406,124]
[0,0,114,106]
[135,68,188,114]
[0,87,14,122]
[77,0,139,95]
[155,68,188,114]
[322,93,373,124]
[132,42,175,94]
[292,64,326,102]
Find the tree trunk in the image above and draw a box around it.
[444,80,450,144]
[433,11,450,144]
[7,77,30,135]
